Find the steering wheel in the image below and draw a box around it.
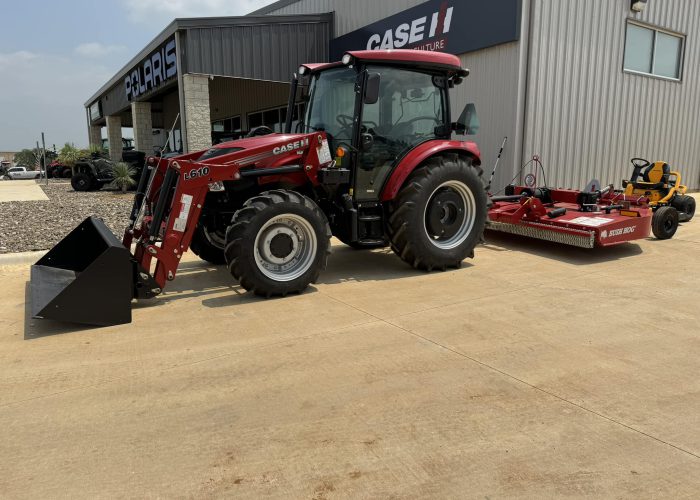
[337,115,354,129]
[631,158,651,170]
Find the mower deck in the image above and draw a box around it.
[488,187,653,248]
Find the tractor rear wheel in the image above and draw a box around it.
[672,195,695,221]
[224,190,331,297]
[190,222,226,265]
[388,154,487,270]
[71,173,93,192]
[652,206,679,239]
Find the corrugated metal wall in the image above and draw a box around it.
[457,43,521,192]
[258,0,426,37]
[524,0,700,190]
[182,21,331,83]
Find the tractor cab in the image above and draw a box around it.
[296,51,473,202]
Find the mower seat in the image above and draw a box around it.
[631,161,670,190]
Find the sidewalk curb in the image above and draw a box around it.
[0,251,47,267]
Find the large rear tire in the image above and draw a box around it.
[190,223,226,265]
[71,173,93,192]
[652,206,679,240]
[224,190,332,297]
[672,195,695,222]
[388,154,488,270]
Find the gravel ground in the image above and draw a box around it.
[0,181,133,253]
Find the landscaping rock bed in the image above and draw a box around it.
[0,181,133,253]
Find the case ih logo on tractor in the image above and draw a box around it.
[273,138,310,155]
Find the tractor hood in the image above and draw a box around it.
[195,133,322,167]
[207,133,313,155]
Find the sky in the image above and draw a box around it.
[0,0,276,152]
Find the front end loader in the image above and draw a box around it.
[30,50,489,326]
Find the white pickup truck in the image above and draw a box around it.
[2,166,41,180]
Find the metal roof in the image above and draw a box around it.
[249,0,304,16]
[84,13,332,109]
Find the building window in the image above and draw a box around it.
[623,21,684,80]
[212,116,242,134]
[247,103,306,133]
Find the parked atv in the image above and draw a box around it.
[71,150,146,191]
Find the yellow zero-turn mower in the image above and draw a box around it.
[623,158,695,239]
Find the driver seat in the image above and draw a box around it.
[626,161,670,191]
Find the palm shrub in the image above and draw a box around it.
[111,162,137,193]
[58,143,81,167]
[88,144,107,157]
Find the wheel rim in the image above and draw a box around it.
[254,213,317,282]
[423,180,477,250]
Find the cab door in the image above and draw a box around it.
[354,66,448,202]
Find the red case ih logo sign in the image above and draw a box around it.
[125,37,177,101]
[330,0,520,59]
[366,3,454,52]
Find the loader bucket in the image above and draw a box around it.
[30,216,134,326]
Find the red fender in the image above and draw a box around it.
[380,140,481,202]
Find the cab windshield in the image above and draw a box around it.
[301,65,447,157]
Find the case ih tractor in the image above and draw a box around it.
[30,50,488,326]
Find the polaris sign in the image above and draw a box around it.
[125,37,177,101]
[329,0,520,60]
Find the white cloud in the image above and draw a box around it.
[121,0,274,24]
[75,42,127,58]
[0,51,39,70]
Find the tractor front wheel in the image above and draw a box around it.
[224,190,331,297]
[388,154,488,270]
[652,206,679,240]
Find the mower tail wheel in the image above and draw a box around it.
[652,206,679,240]
[71,173,93,192]
[190,222,226,265]
[388,153,488,270]
[224,189,332,297]
[672,195,695,222]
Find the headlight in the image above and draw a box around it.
[298,65,308,76]
[342,53,353,66]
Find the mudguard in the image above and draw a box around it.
[380,140,481,202]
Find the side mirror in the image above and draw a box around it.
[454,103,480,136]
[364,73,381,105]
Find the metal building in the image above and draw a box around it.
[86,0,699,191]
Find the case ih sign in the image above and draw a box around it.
[125,37,177,101]
[330,0,520,60]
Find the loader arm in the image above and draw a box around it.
[127,132,331,292]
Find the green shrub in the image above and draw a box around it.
[111,162,137,193]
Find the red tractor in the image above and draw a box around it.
[31,50,488,326]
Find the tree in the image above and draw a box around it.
[13,149,41,169]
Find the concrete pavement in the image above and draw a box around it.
[0,179,49,202]
[1,200,699,498]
